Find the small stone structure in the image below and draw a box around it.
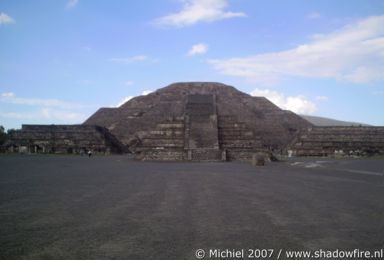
[6,124,125,154]
[252,153,266,166]
[288,126,384,156]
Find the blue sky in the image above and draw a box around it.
[1,0,384,130]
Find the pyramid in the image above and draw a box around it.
[84,82,311,160]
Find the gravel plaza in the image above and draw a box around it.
[0,155,383,259]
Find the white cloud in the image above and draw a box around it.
[0,13,14,25]
[188,43,208,56]
[0,92,90,126]
[124,80,134,86]
[307,12,321,19]
[115,90,153,107]
[141,90,153,95]
[1,92,15,98]
[40,108,84,121]
[66,0,78,9]
[0,109,86,122]
[0,112,34,120]
[116,96,133,107]
[209,15,384,84]
[251,88,317,114]
[109,55,149,64]
[315,95,328,101]
[154,0,246,28]
[372,90,384,96]
[0,92,85,109]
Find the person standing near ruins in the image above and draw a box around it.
[88,150,92,158]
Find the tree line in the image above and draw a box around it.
[0,126,16,146]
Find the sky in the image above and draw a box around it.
[1,0,384,130]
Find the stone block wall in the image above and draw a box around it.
[290,126,384,156]
[218,115,263,161]
[134,118,186,160]
[7,124,125,154]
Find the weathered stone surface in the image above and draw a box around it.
[288,126,384,156]
[252,153,266,166]
[85,82,311,160]
[6,124,125,154]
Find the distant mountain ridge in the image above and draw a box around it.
[300,115,371,126]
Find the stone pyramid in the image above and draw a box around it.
[84,82,311,161]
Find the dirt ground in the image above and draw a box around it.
[0,155,383,259]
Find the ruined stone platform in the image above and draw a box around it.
[5,82,384,159]
[289,126,384,156]
[6,124,125,154]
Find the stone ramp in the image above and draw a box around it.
[185,94,219,150]
[184,94,221,161]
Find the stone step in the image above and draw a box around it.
[219,131,254,137]
[156,123,184,129]
[188,149,222,161]
[141,139,184,147]
[148,130,184,137]
[138,149,185,161]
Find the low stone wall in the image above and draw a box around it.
[136,149,185,161]
[226,150,257,161]
[188,149,222,161]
